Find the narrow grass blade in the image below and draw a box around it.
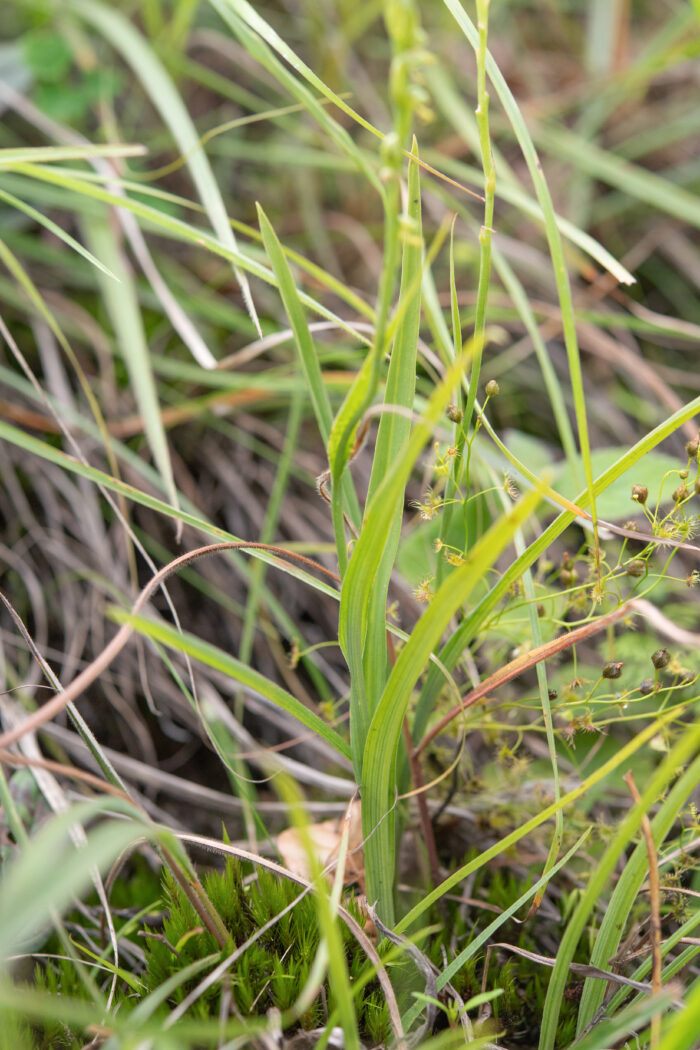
[570,988,679,1050]
[237,387,303,670]
[256,203,362,530]
[538,735,700,1050]
[209,0,383,165]
[395,707,680,934]
[654,977,700,1050]
[65,0,261,335]
[438,829,590,991]
[84,213,178,517]
[576,748,700,1033]
[257,205,334,438]
[275,777,360,1050]
[10,161,366,343]
[491,247,579,478]
[537,123,700,230]
[112,609,351,760]
[425,64,635,286]
[0,186,117,278]
[0,420,340,602]
[0,144,145,165]
[442,0,599,541]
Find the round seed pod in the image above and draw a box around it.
[639,679,655,696]
[485,379,500,397]
[602,661,624,680]
[651,648,670,670]
[625,560,646,578]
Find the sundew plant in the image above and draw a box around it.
[0,1,699,1048]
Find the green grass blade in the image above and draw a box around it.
[0,420,339,602]
[363,483,543,923]
[0,186,117,279]
[256,203,362,531]
[425,64,635,286]
[570,989,679,1050]
[491,247,580,478]
[576,748,700,1033]
[396,707,680,935]
[0,144,145,165]
[442,0,599,542]
[256,204,335,444]
[537,122,700,230]
[237,387,303,669]
[432,828,589,992]
[209,0,379,192]
[655,976,700,1050]
[112,609,351,760]
[84,212,179,517]
[209,0,383,163]
[65,0,261,336]
[539,737,700,1050]
[9,161,366,344]
[0,798,147,960]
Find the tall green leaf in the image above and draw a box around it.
[362,482,542,923]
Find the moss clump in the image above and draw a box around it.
[142,858,390,1042]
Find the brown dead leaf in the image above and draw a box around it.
[276,799,364,887]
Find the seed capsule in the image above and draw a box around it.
[602,661,624,680]
[651,648,670,670]
[639,679,655,696]
[485,379,500,397]
[631,485,648,505]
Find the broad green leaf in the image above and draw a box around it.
[339,356,467,773]
[0,798,148,960]
[360,146,423,711]
[362,483,542,923]
[559,447,683,520]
